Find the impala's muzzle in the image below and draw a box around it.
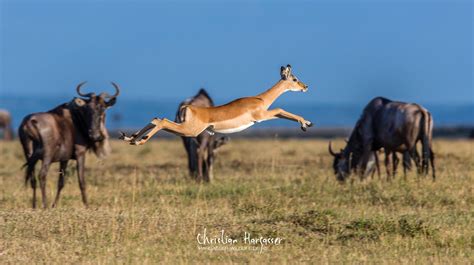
[298,81,308,92]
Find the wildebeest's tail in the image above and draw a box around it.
[419,109,432,177]
[18,117,41,186]
[426,111,435,179]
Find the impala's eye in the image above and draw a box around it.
[293,78,297,82]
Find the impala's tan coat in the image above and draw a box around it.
[121,65,313,145]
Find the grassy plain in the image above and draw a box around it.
[0,139,472,263]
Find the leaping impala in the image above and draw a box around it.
[120,65,313,145]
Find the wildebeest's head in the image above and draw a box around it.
[328,141,350,182]
[280,64,309,92]
[71,82,120,155]
[210,136,229,156]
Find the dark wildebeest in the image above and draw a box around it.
[19,82,120,208]
[0,109,13,140]
[175,89,228,182]
[329,97,435,182]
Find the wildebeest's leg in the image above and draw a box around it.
[206,154,214,182]
[411,147,422,175]
[27,164,37,208]
[76,155,88,207]
[38,160,52,209]
[4,126,13,140]
[410,147,422,175]
[197,142,207,182]
[197,149,204,182]
[384,150,391,180]
[392,152,399,178]
[183,137,199,179]
[402,151,411,179]
[430,148,436,180]
[52,161,68,208]
[374,152,381,179]
[20,133,38,207]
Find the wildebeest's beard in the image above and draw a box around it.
[70,98,111,158]
[88,106,105,142]
[91,116,111,158]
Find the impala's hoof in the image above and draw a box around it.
[118,131,126,140]
[301,120,313,131]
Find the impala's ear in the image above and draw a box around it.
[73,97,86,107]
[280,65,290,80]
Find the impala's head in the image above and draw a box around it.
[280,64,308,92]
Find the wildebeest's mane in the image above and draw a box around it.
[66,101,93,144]
[46,100,109,157]
[196,88,214,107]
[343,97,392,163]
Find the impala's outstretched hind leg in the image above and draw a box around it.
[119,118,163,143]
[120,118,207,145]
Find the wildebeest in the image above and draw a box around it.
[329,97,435,182]
[19,82,120,208]
[0,109,13,140]
[175,89,228,182]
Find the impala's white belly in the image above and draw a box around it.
[212,122,256,134]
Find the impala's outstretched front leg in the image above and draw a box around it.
[259,108,313,131]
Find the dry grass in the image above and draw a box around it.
[0,138,472,264]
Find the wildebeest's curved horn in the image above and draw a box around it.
[109,82,120,98]
[101,82,121,100]
[328,141,337,156]
[76,81,94,98]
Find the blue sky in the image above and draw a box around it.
[1,0,472,104]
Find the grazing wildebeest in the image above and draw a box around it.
[329,143,380,180]
[19,82,120,208]
[175,89,229,182]
[329,97,435,182]
[0,109,13,140]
